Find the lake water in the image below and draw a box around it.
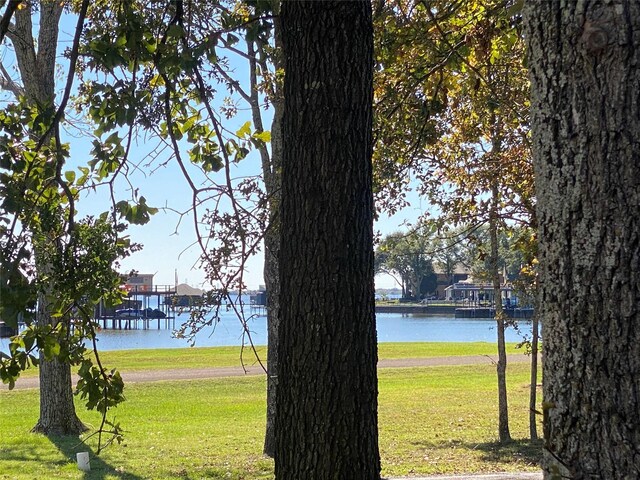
[0,312,534,352]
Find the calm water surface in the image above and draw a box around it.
[50,312,534,351]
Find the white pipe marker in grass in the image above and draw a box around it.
[77,452,90,471]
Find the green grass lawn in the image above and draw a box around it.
[12,341,526,379]
[0,344,543,479]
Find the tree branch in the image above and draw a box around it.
[0,61,23,96]
[0,0,21,45]
[36,0,89,151]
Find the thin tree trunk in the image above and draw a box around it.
[245,0,284,457]
[529,313,539,441]
[489,184,511,443]
[262,220,280,458]
[526,2,640,477]
[275,1,380,478]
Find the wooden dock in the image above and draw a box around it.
[95,285,177,329]
[94,315,176,330]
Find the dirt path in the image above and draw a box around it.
[1,354,532,391]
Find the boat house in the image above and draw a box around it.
[444,279,516,307]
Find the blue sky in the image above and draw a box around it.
[69,141,425,290]
[1,8,424,291]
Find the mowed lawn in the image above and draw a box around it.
[9,341,528,378]
[0,343,542,479]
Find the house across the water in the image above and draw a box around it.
[444,279,517,306]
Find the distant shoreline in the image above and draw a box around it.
[376,305,457,315]
[375,304,535,319]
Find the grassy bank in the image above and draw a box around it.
[101,341,524,370]
[0,344,542,479]
[11,341,526,379]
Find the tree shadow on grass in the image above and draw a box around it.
[46,434,145,480]
[409,437,543,470]
[468,438,543,467]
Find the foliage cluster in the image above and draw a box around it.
[1,0,280,447]
[373,0,536,291]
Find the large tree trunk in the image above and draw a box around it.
[8,1,85,435]
[30,242,86,435]
[32,355,87,435]
[526,2,640,477]
[275,1,380,478]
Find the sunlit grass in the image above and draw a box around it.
[1,361,542,479]
[378,341,523,359]
[378,364,542,476]
[12,341,526,379]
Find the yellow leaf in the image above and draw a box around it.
[253,131,271,143]
[236,121,252,139]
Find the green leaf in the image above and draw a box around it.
[180,115,198,134]
[166,24,184,39]
[506,0,524,18]
[202,154,223,172]
[225,33,239,46]
[43,338,61,359]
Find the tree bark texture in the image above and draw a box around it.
[263,195,281,458]
[262,6,283,457]
[525,2,640,478]
[11,1,62,106]
[275,2,380,478]
[32,355,87,435]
